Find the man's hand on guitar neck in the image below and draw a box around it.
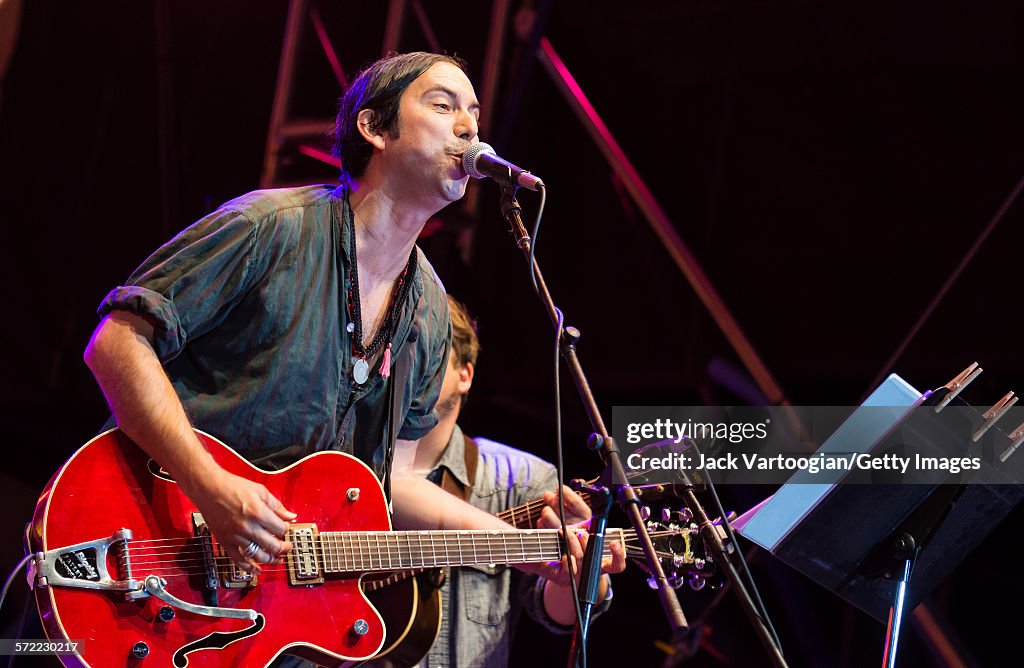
[531,487,627,587]
[531,485,627,626]
[543,485,593,527]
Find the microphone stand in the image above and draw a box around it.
[496,183,790,668]
[495,183,691,666]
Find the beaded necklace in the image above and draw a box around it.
[346,218,418,385]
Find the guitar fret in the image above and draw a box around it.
[296,528,576,574]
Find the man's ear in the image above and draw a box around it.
[356,109,386,151]
[457,361,475,396]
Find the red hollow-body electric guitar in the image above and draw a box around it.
[27,430,585,667]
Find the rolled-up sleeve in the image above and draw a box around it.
[98,208,258,362]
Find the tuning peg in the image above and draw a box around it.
[935,363,982,413]
[677,508,694,523]
[661,507,673,522]
[1000,420,1024,462]
[688,576,707,591]
[640,506,651,520]
[972,392,1018,442]
[647,576,660,590]
[668,575,686,589]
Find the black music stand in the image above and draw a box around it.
[737,374,1024,667]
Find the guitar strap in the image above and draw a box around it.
[440,434,479,502]
[383,329,416,506]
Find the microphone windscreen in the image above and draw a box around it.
[462,142,496,180]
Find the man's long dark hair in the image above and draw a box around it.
[332,52,467,180]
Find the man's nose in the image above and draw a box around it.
[455,109,478,142]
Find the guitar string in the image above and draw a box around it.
[123,543,662,571]
[121,536,567,561]
[118,529,675,565]
[117,526,674,574]
[118,544,673,580]
[118,530,676,574]
[123,528,565,547]
[119,527,665,566]
[120,526,671,549]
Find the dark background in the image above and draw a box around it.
[1,1,1023,666]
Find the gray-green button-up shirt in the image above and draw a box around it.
[98,184,450,476]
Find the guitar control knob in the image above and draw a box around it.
[157,606,175,622]
[351,619,369,637]
[347,488,360,502]
[131,641,150,659]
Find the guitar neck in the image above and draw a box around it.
[316,529,563,573]
[496,488,595,528]
[314,526,630,578]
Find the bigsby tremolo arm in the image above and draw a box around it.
[143,575,257,620]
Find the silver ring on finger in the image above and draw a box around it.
[241,540,260,559]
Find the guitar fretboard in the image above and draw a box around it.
[310,529,564,573]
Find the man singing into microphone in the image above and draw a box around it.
[81,51,602,664]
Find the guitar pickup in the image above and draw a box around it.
[287,524,324,585]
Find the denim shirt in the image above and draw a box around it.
[423,424,612,668]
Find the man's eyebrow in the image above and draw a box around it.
[423,85,481,114]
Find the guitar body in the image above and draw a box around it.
[363,571,442,668]
[29,429,391,668]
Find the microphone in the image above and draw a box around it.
[462,142,544,191]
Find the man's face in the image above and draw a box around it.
[384,62,481,205]
[435,350,469,421]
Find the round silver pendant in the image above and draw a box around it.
[352,357,370,385]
